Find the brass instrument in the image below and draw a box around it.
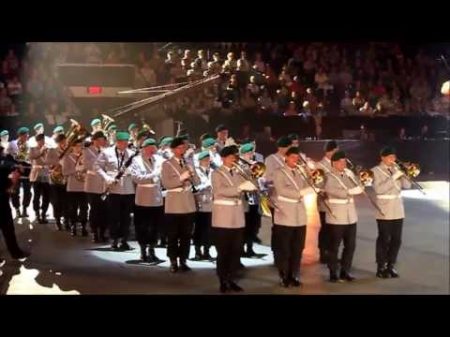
[16,140,29,162]
[345,158,385,216]
[394,159,425,194]
[141,118,155,135]
[74,152,86,183]
[101,114,115,132]
[233,157,272,218]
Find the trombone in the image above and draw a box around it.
[345,158,385,216]
[233,157,273,218]
[394,159,425,194]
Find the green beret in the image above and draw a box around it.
[0,130,9,137]
[288,133,299,141]
[240,143,254,154]
[90,118,101,127]
[142,138,157,147]
[277,136,292,148]
[286,146,300,156]
[137,129,149,140]
[240,138,254,145]
[33,123,44,130]
[331,150,346,162]
[202,137,216,149]
[128,123,138,131]
[215,124,228,133]
[107,124,117,131]
[159,136,173,147]
[17,127,30,135]
[200,133,214,141]
[198,150,210,161]
[116,131,130,141]
[170,137,186,149]
[380,146,396,157]
[324,140,338,152]
[220,145,239,158]
[53,126,64,134]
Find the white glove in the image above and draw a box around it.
[300,187,315,197]
[238,181,257,192]
[348,186,363,195]
[180,171,191,181]
[392,170,404,180]
[105,176,116,185]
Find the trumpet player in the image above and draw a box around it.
[129,138,164,263]
[371,146,412,279]
[160,137,200,273]
[192,151,214,261]
[45,134,69,230]
[316,140,339,264]
[212,145,257,293]
[95,131,136,250]
[62,138,88,237]
[324,150,364,282]
[29,133,50,224]
[28,122,56,148]
[272,146,315,287]
[83,131,108,243]
[7,126,32,218]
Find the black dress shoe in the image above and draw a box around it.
[41,214,48,224]
[15,208,21,218]
[22,209,29,217]
[11,251,30,260]
[228,281,243,292]
[244,249,257,258]
[119,242,131,251]
[376,265,390,279]
[111,240,119,250]
[253,236,262,244]
[220,281,230,293]
[179,262,191,272]
[340,272,355,282]
[55,220,62,231]
[290,277,303,287]
[280,278,290,288]
[202,251,212,260]
[387,265,399,278]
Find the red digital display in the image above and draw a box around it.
[87,86,102,94]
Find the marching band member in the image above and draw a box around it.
[288,133,300,147]
[83,131,108,243]
[52,125,65,141]
[45,134,69,230]
[130,138,164,263]
[7,126,32,218]
[61,138,88,237]
[315,140,339,263]
[212,145,257,293]
[272,146,315,287]
[90,118,102,134]
[263,136,292,248]
[239,142,261,257]
[371,146,411,279]
[193,137,222,169]
[215,124,229,152]
[28,122,55,148]
[192,150,214,261]
[29,133,50,224]
[324,150,364,282]
[0,130,9,150]
[95,131,136,250]
[161,137,200,273]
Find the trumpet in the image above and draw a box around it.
[394,159,425,194]
[233,157,273,218]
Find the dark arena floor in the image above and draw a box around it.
[0,180,448,295]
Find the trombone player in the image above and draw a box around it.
[371,146,412,279]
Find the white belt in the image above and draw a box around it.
[33,165,44,169]
[139,183,156,188]
[377,194,401,200]
[328,198,354,204]
[166,187,186,193]
[278,196,302,204]
[213,199,242,206]
[87,170,97,175]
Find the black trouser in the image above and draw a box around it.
[49,184,69,222]
[32,181,50,215]
[269,206,275,250]
[213,227,244,282]
[87,193,108,235]
[107,194,134,242]
[11,178,31,210]
[67,191,88,229]
[134,205,163,246]
[318,211,330,254]
[166,213,194,261]
[376,219,403,266]
[244,204,261,247]
[0,195,23,257]
[273,224,306,278]
[193,212,211,247]
[158,198,167,244]
[327,223,356,274]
